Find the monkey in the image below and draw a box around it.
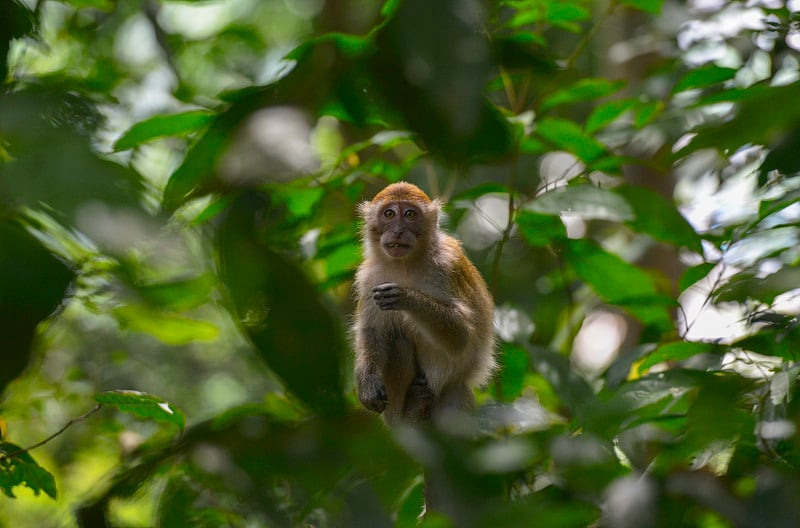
[352,181,495,426]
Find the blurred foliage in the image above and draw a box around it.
[3,0,800,526]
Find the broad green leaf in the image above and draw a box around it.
[545,2,591,27]
[527,345,598,424]
[95,390,185,429]
[527,184,634,222]
[113,110,214,151]
[508,1,590,32]
[164,36,374,209]
[605,344,656,388]
[372,0,514,162]
[0,93,144,222]
[618,296,675,333]
[217,192,347,417]
[0,220,73,395]
[714,268,800,305]
[498,344,530,401]
[132,274,215,311]
[633,100,664,128]
[679,262,715,292]
[324,242,361,278]
[683,376,752,455]
[638,341,714,371]
[516,211,567,246]
[613,185,703,252]
[491,33,557,71]
[112,305,219,345]
[732,330,800,360]
[757,189,800,222]
[0,442,57,499]
[451,183,510,202]
[585,99,638,134]
[620,0,664,14]
[535,118,607,163]
[561,239,671,329]
[272,186,325,218]
[541,78,625,111]
[673,65,737,93]
[677,82,800,158]
[395,477,426,528]
[62,0,111,9]
[760,127,800,182]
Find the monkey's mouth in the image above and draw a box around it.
[383,242,412,258]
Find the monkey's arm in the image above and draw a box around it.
[371,283,472,351]
[354,325,389,413]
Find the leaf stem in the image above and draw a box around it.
[2,404,102,459]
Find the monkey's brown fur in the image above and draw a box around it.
[353,182,495,425]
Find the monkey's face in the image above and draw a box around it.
[376,202,426,259]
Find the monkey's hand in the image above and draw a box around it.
[372,283,409,311]
[357,373,389,414]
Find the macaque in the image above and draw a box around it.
[352,182,495,426]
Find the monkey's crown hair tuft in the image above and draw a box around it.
[370,181,431,204]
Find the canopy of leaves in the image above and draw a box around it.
[2,0,800,526]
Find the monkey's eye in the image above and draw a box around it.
[404,209,417,219]
[383,209,396,218]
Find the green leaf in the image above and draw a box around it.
[680,262,715,292]
[585,99,638,134]
[535,118,607,163]
[113,110,215,151]
[95,390,185,429]
[112,305,219,345]
[613,185,703,252]
[760,127,800,182]
[272,186,325,218]
[527,184,634,222]
[499,344,530,401]
[450,182,510,202]
[620,0,664,14]
[527,345,598,423]
[217,192,347,417]
[509,1,590,32]
[757,189,800,222]
[673,65,737,93]
[562,239,672,329]
[516,211,567,247]
[0,219,73,395]
[62,0,112,9]
[541,78,626,112]
[677,82,800,158]
[491,33,557,72]
[731,330,800,360]
[714,268,800,305]
[395,477,426,528]
[0,93,144,222]
[638,341,714,371]
[131,274,215,311]
[633,100,663,128]
[372,0,514,162]
[0,442,57,499]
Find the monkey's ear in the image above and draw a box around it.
[428,199,443,225]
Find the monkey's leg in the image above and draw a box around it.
[379,331,418,425]
[402,372,434,423]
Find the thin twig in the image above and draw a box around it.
[2,404,102,459]
[490,156,518,295]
